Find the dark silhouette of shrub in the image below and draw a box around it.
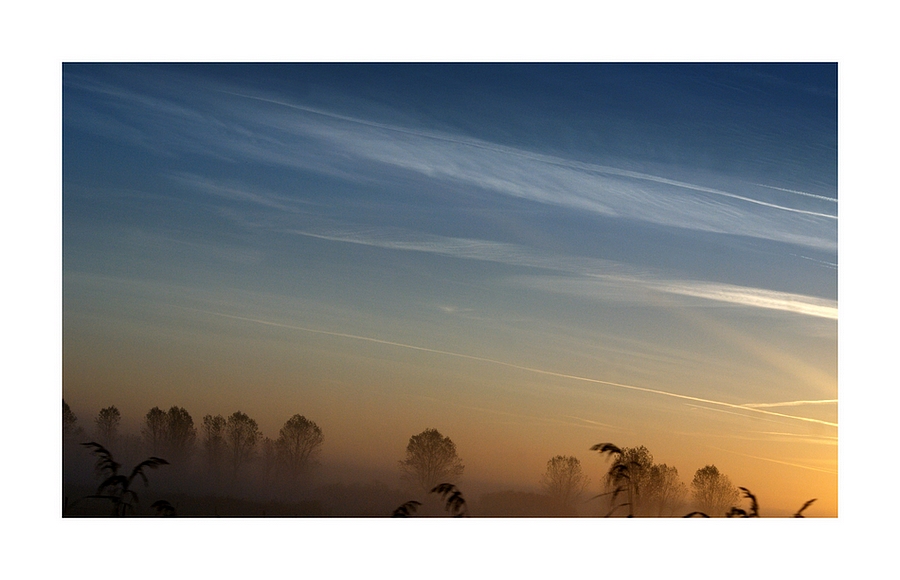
[151,500,177,516]
[392,500,422,517]
[685,487,817,518]
[392,483,468,517]
[726,487,760,517]
[78,442,170,516]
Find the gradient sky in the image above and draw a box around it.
[62,64,837,514]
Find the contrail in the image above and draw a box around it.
[218,90,837,221]
[706,445,837,475]
[742,399,837,408]
[181,307,837,428]
[754,183,838,204]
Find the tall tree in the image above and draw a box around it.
[141,407,168,455]
[591,443,656,516]
[202,414,227,475]
[276,414,324,480]
[94,406,121,448]
[260,437,278,484]
[645,463,688,516]
[540,455,589,511]
[225,411,261,478]
[63,400,84,441]
[691,465,739,516]
[164,406,196,462]
[606,445,653,515]
[399,428,464,493]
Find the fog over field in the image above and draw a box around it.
[63,63,836,518]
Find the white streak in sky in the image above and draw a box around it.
[647,281,837,320]
[754,183,837,203]
[788,253,838,269]
[741,399,837,408]
[752,431,838,446]
[562,415,621,430]
[293,226,836,319]
[182,307,837,428]
[706,445,837,475]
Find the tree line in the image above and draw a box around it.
[64,400,811,516]
[64,400,323,485]
[391,426,748,516]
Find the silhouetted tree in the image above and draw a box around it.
[276,414,324,481]
[261,437,278,483]
[226,411,261,478]
[63,400,84,442]
[592,444,654,516]
[399,428,464,493]
[141,407,167,455]
[164,406,196,463]
[202,414,227,475]
[540,455,589,511]
[615,446,653,514]
[691,465,739,516]
[94,406,121,448]
[592,443,628,515]
[645,463,688,516]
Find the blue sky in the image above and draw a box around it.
[63,63,837,513]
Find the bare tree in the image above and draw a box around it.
[261,437,278,483]
[691,464,739,516]
[63,400,84,442]
[202,414,227,475]
[225,411,261,478]
[591,443,658,516]
[164,406,196,463]
[595,444,653,515]
[540,455,589,511]
[276,414,324,480]
[399,428,464,493]
[94,406,121,448]
[141,407,167,455]
[645,463,688,516]
[618,446,654,514]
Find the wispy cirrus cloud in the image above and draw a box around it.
[69,78,837,252]
[69,73,838,321]
[645,281,837,320]
[271,104,837,250]
[288,224,836,319]
[517,272,836,320]
[75,164,838,322]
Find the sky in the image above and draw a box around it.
[62,63,837,514]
